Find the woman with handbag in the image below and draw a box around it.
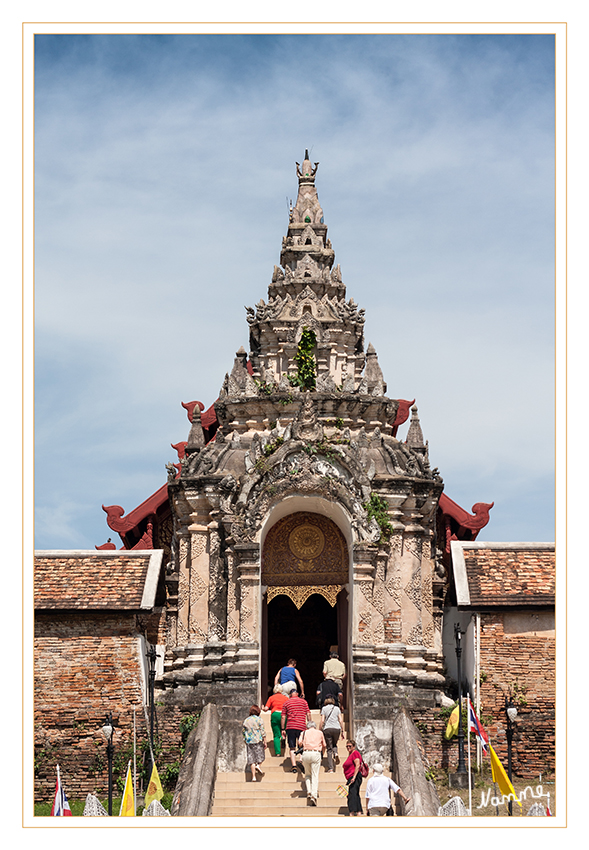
[319,696,344,773]
[343,739,364,816]
[242,705,267,782]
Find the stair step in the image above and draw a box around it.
[211,808,349,817]
[214,788,345,797]
[214,771,344,780]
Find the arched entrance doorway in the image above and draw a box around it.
[261,511,349,706]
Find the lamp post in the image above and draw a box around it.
[505,698,518,816]
[454,624,467,775]
[101,713,115,816]
[145,644,159,781]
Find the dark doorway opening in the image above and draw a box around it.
[265,594,338,707]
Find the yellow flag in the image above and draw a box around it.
[489,745,522,808]
[144,761,164,809]
[444,705,460,740]
[119,760,135,816]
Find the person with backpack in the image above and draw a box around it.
[316,677,342,709]
[343,739,365,815]
[319,696,345,772]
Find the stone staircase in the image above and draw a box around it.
[211,709,351,818]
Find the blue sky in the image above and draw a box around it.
[33,32,555,549]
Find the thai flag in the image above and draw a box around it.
[467,697,489,754]
[50,765,72,816]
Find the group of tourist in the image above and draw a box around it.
[242,652,411,814]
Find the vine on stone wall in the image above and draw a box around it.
[365,493,393,541]
[289,327,317,391]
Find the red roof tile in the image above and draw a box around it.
[34,550,164,610]
[452,543,555,607]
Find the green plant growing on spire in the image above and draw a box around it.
[289,327,317,391]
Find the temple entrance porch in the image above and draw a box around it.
[260,508,351,709]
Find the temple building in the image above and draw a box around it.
[35,154,556,806]
[90,152,497,766]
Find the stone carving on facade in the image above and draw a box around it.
[371,583,387,617]
[359,606,373,643]
[291,396,324,442]
[226,614,239,642]
[192,533,207,558]
[404,567,423,611]
[177,570,189,645]
[207,611,224,642]
[272,264,285,284]
[421,569,434,616]
[404,533,423,561]
[406,623,423,646]
[385,574,403,607]
[422,621,435,649]
[239,605,253,642]
[372,619,385,645]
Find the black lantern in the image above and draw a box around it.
[505,697,518,815]
[100,712,115,816]
[145,644,159,779]
[454,624,467,774]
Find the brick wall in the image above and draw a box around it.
[34,610,196,804]
[383,610,401,642]
[409,610,555,780]
[476,611,555,778]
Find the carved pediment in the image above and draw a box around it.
[293,253,319,278]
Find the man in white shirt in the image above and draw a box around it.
[365,763,411,816]
[323,651,346,689]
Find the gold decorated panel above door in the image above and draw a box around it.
[262,512,348,588]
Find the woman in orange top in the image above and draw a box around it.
[263,686,289,756]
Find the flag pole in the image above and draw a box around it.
[133,706,137,816]
[467,695,472,815]
[489,736,498,816]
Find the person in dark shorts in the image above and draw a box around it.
[281,689,311,772]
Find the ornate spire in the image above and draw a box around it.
[364,343,387,396]
[405,404,425,450]
[240,155,379,393]
[277,151,335,296]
